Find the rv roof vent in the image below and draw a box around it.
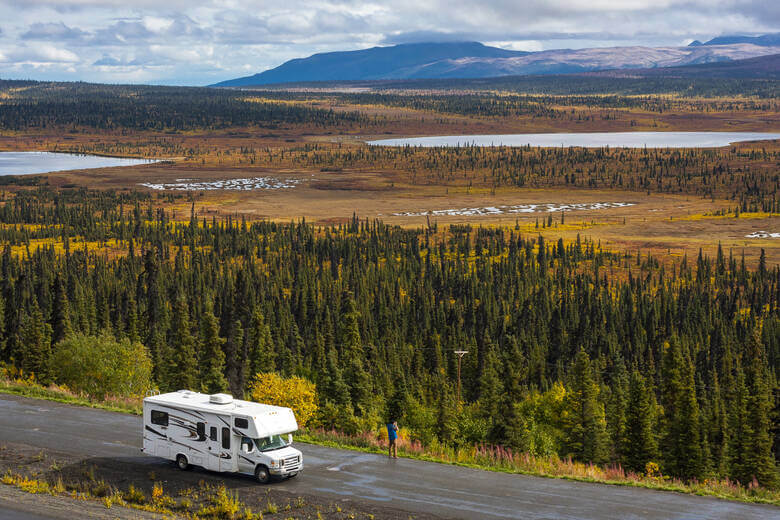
[209,393,233,405]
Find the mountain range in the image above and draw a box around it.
[689,33,780,47]
[588,53,780,79]
[213,34,780,87]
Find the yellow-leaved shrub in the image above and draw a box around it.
[247,372,317,427]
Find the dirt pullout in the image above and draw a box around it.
[0,441,438,520]
[0,484,165,520]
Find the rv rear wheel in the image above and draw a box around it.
[176,454,189,471]
[255,465,270,484]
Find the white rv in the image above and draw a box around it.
[142,390,303,483]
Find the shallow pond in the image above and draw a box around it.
[368,132,780,148]
[0,152,158,176]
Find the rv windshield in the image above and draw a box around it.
[254,434,289,452]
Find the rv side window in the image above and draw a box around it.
[197,422,206,441]
[210,427,217,441]
[221,427,230,450]
[151,410,168,426]
[234,417,249,429]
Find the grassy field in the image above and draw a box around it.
[0,90,778,268]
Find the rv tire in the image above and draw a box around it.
[255,465,270,484]
[176,454,189,471]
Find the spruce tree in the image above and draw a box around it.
[322,347,352,408]
[661,339,704,480]
[125,295,139,344]
[339,292,362,358]
[607,359,629,463]
[624,370,659,473]
[0,292,6,360]
[18,303,53,384]
[738,330,777,487]
[385,382,408,423]
[562,349,609,463]
[50,276,71,344]
[339,292,371,415]
[435,377,458,445]
[167,295,198,391]
[224,319,245,396]
[478,346,504,439]
[199,308,228,394]
[247,308,275,375]
[727,360,749,481]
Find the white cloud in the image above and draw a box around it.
[486,40,545,52]
[0,44,80,64]
[142,16,174,33]
[0,0,775,84]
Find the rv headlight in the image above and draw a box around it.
[270,460,278,467]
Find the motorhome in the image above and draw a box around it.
[142,390,303,483]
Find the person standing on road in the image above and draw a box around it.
[387,420,398,458]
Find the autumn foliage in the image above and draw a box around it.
[247,372,318,427]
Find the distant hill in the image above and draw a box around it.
[213,39,780,87]
[588,53,780,79]
[213,42,528,87]
[695,33,780,47]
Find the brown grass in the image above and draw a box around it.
[0,96,776,267]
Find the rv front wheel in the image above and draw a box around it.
[255,465,270,484]
[176,454,189,471]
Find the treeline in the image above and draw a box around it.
[379,76,780,98]
[0,81,367,131]
[261,76,780,98]
[335,92,777,117]
[0,188,777,488]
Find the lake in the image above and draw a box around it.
[0,152,158,176]
[368,132,780,148]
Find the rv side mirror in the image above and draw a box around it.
[288,434,293,445]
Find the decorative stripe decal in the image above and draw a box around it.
[167,437,205,454]
[154,405,205,420]
[145,425,166,438]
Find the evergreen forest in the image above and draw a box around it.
[0,187,776,488]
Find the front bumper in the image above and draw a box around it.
[270,462,303,475]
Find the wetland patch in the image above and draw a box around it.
[139,177,302,191]
[392,202,635,217]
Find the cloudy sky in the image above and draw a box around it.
[0,0,776,85]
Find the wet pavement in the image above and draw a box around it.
[0,394,778,520]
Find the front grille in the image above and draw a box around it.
[283,456,300,469]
